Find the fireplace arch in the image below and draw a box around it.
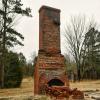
[47,79,64,86]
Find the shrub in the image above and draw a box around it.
[4,51,23,88]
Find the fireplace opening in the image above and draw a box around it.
[47,79,64,86]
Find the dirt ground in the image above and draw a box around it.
[0,77,100,99]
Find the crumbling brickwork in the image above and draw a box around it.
[34,6,69,95]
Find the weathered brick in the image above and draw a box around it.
[34,6,69,95]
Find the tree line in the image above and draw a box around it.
[64,16,100,81]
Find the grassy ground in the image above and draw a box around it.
[0,77,100,99]
[70,80,100,91]
[0,77,34,97]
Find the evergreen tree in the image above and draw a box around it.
[4,51,23,88]
[0,0,31,88]
[82,27,100,79]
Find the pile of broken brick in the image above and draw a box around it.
[45,85,84,100]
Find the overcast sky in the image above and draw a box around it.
[13,0,100,61]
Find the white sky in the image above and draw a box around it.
[13,0,100,61]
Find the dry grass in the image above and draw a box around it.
[0,77,100,99]
[0,77,34,97]
[70,80,100,91]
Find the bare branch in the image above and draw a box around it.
[64,15,96,80]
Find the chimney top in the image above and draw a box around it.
[39,5,61,13]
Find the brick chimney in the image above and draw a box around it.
[34,6,69,95]
[39,6,61,54]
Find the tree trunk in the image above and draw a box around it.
[0,0,7,88]
[0,60,2,88]
[77,67,81,81]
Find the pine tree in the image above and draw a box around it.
[82,27,100,79]
[4,51,23,88]
[0,0,31,88]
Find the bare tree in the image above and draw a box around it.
[29,51,37,65]
[64,15,96,81]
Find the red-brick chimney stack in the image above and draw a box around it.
[34,6,69,95]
